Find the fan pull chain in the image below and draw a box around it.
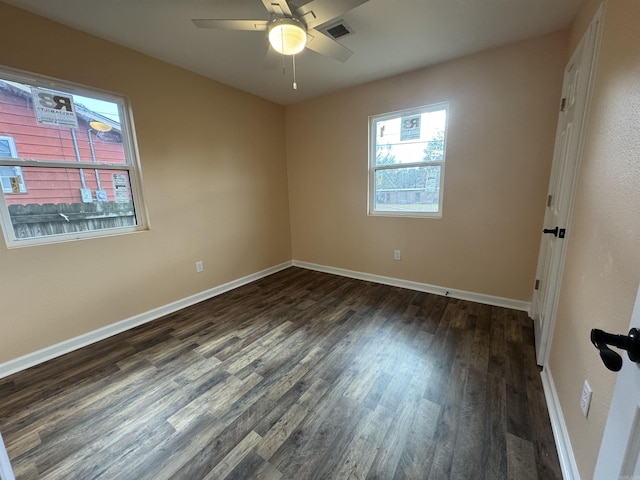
[277,26,298,90]
[292,54,298,90]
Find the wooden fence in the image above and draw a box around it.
[9,201,136,239]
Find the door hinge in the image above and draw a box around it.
[561,97,567,112]
[535,279,540,290]
[559,228,566,239]
[547,194,553,207]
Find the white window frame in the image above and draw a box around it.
[0,65,148,248]
[368,103,448,218]
[0,136,26,194]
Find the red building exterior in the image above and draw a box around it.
[0,80,129,206]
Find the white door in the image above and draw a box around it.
[594,283,640,478]
[531,7,603,365]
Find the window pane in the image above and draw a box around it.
[0,139,11,157]
[374,166,441,213]
[374,109,446,166]
[3,166,136,240]
[0,79,126,165]
[0,166,25,193]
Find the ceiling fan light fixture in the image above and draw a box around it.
[268,18,306,55]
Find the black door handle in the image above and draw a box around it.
[543,226,566,238]
[591,328,640,371]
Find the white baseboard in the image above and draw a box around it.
[0,259,531,380]
[0,261,292,380]
[541,366,580,479]
[292,260,531,312]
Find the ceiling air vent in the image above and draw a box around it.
[322,21,353,40]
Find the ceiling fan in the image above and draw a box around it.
[192,0,369,64]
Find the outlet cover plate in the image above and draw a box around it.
[580,380,592,417]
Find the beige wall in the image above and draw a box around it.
[549,0,640,477]
[0,3,292,363]
[286,31,568,301]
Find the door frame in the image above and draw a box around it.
[531,4,604,367]
[0,432,14,480]
[594,281,640,478]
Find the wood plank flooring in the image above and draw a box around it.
[0,267,561,479]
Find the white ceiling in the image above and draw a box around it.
[5,0,583,105]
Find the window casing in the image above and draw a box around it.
[368,103,448,217]
[0,66,148,247]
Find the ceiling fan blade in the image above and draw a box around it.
[306,30,353,62]
[295,0,369,30]
[192,19,269,31]
[261,0,293,17]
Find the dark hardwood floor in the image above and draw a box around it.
[0,267,561,479]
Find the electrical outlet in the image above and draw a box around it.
[580,380,592,417]
[394,250,401,261]
[195,261,204,273]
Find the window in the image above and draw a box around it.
[0,66,148,247]
[0,136,26,194]
[369,103,448,217]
